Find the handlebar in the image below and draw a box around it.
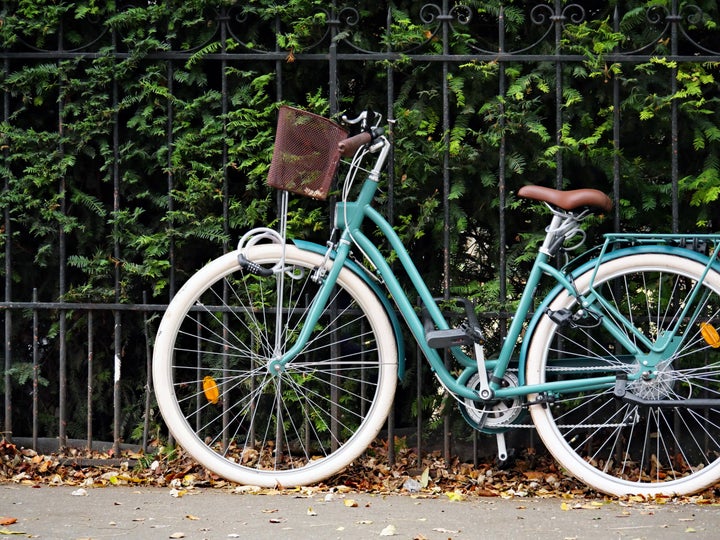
[336,110,390,183]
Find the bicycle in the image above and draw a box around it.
[153,105,720,496]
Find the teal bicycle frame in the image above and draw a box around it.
[274,144,720,406]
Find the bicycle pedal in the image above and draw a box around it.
[426,328,472,348]
[546,307,601,328]
[546,308,573,326]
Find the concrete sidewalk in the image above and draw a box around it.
[1,483,718,539]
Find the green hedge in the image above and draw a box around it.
[1,0,720,444]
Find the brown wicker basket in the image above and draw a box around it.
[267,106,349,200]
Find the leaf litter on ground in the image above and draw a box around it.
[1,436,719,507]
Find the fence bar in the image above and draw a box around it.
[111,21,122,457]
[386,6,399,467]
[167,59,177,299]
[2,50,10,442]
[87,311,94,450]
[553,0,564,191]
[142,292,153,453]
[32,289,38,449]
[113,312,122,456]
[497,6,508,324]
[57,28,68,450]
[3,49,720,64]
[670,0,680,233]
[613,8,622,232]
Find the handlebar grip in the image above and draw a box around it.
[338,132,373,157]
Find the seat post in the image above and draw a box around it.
[539,208,586,257]
[540,213,566,256]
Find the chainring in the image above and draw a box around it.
[458,372,524,433]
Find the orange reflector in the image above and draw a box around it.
[700,322,720,348]
[202,376,220,404]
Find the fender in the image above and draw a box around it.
[518,244,720,383]
[293,239,406,380]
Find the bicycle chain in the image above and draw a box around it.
[452,364,634,430]
[544,364,630,373]
[487,419,635,429]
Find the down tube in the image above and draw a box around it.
[352,206,479,400]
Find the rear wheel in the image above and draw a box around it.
[153,244,398,487]
[527,253,720,496]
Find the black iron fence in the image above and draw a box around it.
[2,1,720,463]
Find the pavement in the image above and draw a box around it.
[2,483,719,540]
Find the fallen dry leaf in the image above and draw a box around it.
[445,490,464,502]
[0,519,16,527]
[420,467,430,488]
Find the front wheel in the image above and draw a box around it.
[152,244,398,487]
[527,252,720,496]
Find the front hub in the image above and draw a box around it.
[267,358,285,376]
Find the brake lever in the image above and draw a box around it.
[341,109,383,131]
